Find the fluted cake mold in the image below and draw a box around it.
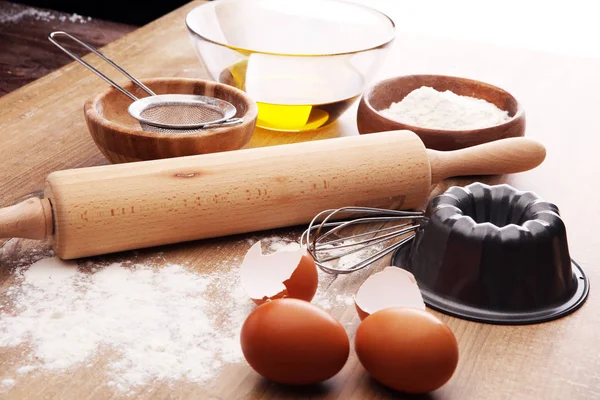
[392,182,589,324]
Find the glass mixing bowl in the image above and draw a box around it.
[186,0,396,132]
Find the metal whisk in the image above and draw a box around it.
[300,207,425,274]
[48,31,243,133]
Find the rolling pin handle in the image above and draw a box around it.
[0,197,53,240]
[427,137,547,183]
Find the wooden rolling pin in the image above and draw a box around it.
[0,130,545,259]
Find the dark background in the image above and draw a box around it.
[11,0,193,25]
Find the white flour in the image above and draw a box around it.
[0,379,15,388]
[0,257,250,394]
[0,8,54,23]
[0,4,91,24]
[381,86,511,130]
[247,235,301,253]
[0,235,359,395]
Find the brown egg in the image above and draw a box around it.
[241,298,349,385]
[241,241,318,305]
[355,307,459,393]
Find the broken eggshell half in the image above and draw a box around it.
[355,266,426,320]
[240,241,318,305]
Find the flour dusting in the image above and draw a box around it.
[0,257,250,395]
[0,379,15,388]
[0,3,91,24]
[0,235,364,394]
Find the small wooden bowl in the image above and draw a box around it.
[84,77,258,163]
[357,75,526,150]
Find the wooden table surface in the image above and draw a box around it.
[1,1,599,399]
[0,1,135,96]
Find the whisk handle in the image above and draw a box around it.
[427,137,546,183]
[0,198,52,240]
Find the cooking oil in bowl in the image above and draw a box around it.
[218,53,370,131]
[254,98,360,131]
[186,0,396,131]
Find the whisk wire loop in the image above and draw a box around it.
[301,206,425,274]
[317,224,420,263]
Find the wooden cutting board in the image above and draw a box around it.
[1,1,600,399]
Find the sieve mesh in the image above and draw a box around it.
[139,103,226,126]
[139,123,215,134]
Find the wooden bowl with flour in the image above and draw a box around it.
[357,75,525,150]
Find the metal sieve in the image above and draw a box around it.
[48,31,243,133]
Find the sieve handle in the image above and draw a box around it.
[48,31,155,101]
[202,117,244,129]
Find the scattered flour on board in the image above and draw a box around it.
[0,379,15,388]
[0,8,55,23]
[247,235,301,253]
[16,366,37,375]
[0,4,91,24]
[0,257,250,395]
[0,235,360,394]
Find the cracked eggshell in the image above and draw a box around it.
[240,241,318,305]
[354,266,425,320]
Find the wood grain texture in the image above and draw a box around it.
[43,130,430,259]
[0,197,51,240]
[357,74,526,150]
[1,0,600,399]
[85,77,258,162]
[0,132,543,259]
[0,1,135,96]
[427,137,546,183]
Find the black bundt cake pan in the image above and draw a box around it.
[392,182,589,324]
